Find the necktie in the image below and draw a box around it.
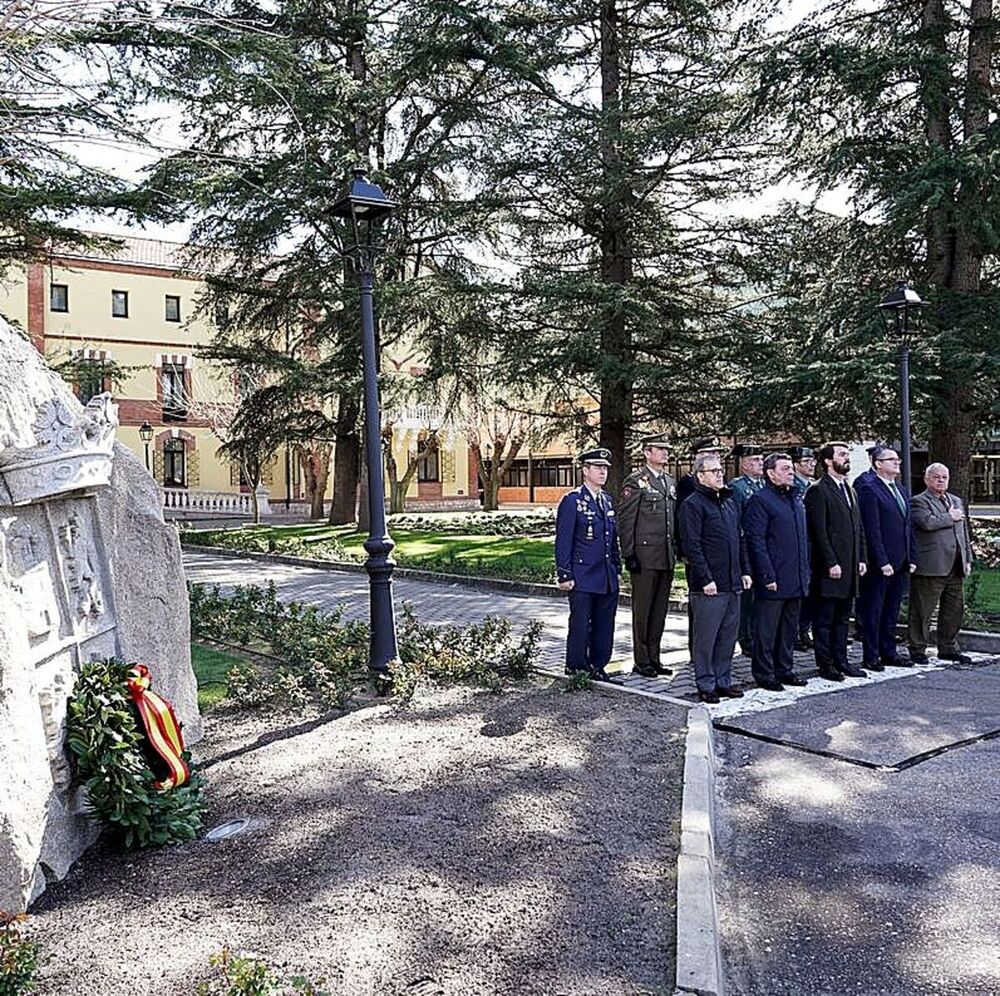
[889,482,906,514]
[840,482,851,507]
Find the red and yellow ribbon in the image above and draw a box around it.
[126,664,190,791]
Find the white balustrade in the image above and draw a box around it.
[162,488,265,514]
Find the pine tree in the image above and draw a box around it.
[736,0,1000,496]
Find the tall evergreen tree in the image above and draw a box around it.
[129,0,519,519]
[474,0,768,491]
[734,0,1000,496]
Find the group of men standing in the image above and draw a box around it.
[554,436,974,703]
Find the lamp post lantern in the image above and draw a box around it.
[139,420,153,472]
[877,281,929,493]
[330,167,399,675]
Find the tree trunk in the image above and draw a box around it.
[598,0,633,496]
[329,393,360,524]
[299,444,330,520]
[925,0,993,499]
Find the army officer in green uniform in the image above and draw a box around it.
[619,433,677,677]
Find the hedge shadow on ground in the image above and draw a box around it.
[30,682,687,996]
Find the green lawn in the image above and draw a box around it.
[968,563,1000,617]
[191,641,246,711]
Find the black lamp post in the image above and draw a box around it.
[877,281,929,493]
[139,420,153,472]
[330,167,399,675]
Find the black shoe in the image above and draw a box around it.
[633,663,659,678]
[718,687,745,698]
[697,689,721,704]
[648,662,673,676]
[909,652,930,665]
[592,669,613,683]
[757,679,785,692]
[781,675,808,687]
[938,651,973,665]
[882,656,912,668]
[818,668,845,682]
[841,664,867,678]
[863,659,885,672]
[795,636,814,651]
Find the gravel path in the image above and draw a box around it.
[29,681,686,996]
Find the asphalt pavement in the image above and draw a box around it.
[715,662,1000,996]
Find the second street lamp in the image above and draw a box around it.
[330,167,399,676]
[139,420,153,472]
[877,280,929,493]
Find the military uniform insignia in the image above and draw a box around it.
[622,486,635,498]
[669,485,677,498]
[637,478,651,490]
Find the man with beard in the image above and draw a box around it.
[805,442,868,681]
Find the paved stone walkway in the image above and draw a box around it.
[183,551,978,708]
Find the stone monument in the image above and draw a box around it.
[0,318,201,911]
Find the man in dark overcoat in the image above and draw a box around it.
[805,442,868,681]
[743,452,811,691]
[679,451,752,703]
[555,447,621,680]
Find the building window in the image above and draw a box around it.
[76,361,106,405]
[502,460,529,488]
[214,301,230,329]
[165,295,181,322]
[163,438,186,487]
[111,290,128,318]
[417,439,440,482]
[161,364,187,419]
[50,283,68,312]
[532,458,577,488]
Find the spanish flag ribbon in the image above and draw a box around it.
[126,664,190,791]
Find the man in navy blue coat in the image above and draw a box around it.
[856,444,916,668]
[743,452,811,691]
[555,447,621,680]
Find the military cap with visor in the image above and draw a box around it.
[578,447,612,466]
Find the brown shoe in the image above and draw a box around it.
[697,689,721,704]
[718,687,745,698]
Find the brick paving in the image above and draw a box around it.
[183,550,983,706]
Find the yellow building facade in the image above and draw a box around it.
[0,234,476,514]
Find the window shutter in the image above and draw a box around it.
[262,460,274,486]
[441,449,456,483]
[152,449,164,485]
[188,450,200,487]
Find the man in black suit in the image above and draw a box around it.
[804,442,868,681]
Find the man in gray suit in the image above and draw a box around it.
[908,463,974,664]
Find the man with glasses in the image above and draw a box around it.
[619,432,677,677]
[743,452,811,691]
[857,445,917,669]
[679,453,752,703]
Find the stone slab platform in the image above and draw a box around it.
[714,668,1000,768]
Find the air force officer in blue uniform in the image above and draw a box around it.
[555,447,621,680]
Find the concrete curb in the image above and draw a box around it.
[675,706,725,996]
[179,543,692,612]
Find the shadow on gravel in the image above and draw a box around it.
[30,681,687,996]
